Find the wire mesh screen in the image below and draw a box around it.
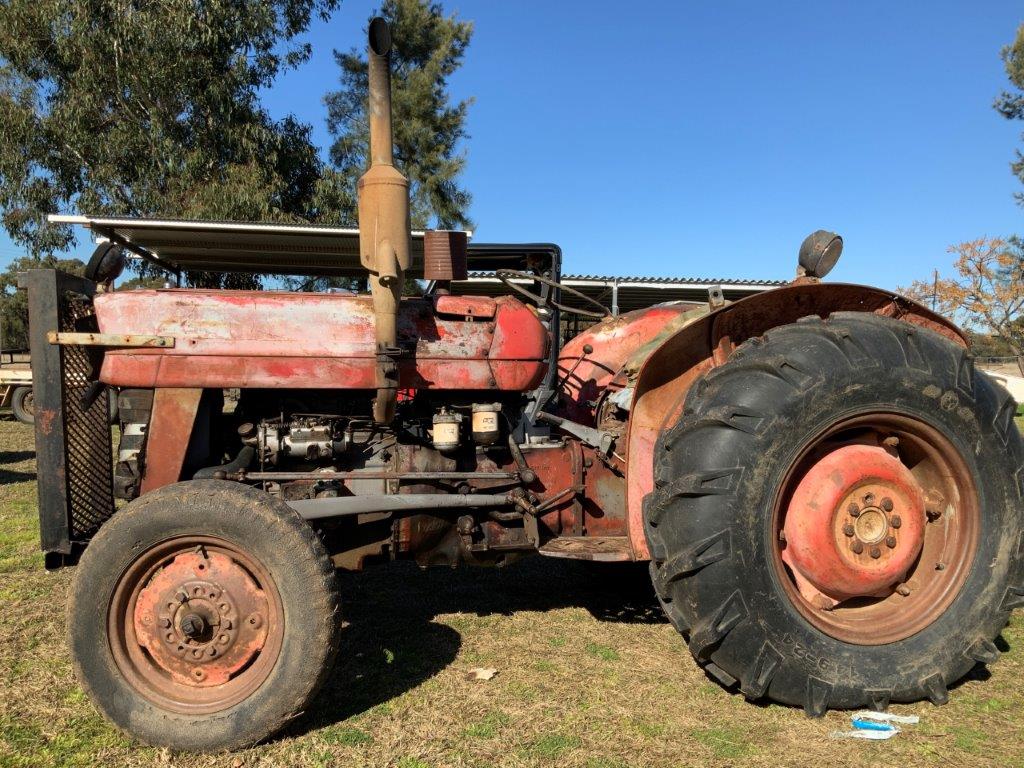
[59,291,115,540]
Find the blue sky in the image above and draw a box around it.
[3,1,1023,290]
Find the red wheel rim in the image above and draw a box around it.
[108,536,284,713]
[773,413,979,645]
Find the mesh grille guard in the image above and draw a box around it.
[22,270,115,568]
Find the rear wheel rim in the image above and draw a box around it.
[108,536,284,714]
[773,413,979,645]
[21,391,33,416]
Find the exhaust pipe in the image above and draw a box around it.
[358,17,410,424]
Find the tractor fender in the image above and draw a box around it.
[623,282,966,560]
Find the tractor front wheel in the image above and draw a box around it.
[68,480,341,750]
[645,313,1024,714]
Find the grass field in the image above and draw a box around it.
[1,416,1023,768]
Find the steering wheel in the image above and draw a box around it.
[495,270,610,320]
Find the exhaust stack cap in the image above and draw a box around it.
[369,16,392,56]
[798,230,843,279]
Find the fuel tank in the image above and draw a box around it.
[94,290,549,390]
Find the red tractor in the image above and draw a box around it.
[23,19,1024,752]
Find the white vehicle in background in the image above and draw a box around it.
[0,348,34,424]
[982,368,1024,405]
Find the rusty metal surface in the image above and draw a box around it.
[424,230,468,282]
[109,536,284,713]
[557,303,708,424]
[359,19,410,424]
[139,388,203,494]
[625,282,969,560]
[23,269,115,559]
[47,331,174,348]
[771,413,980,645]
[133,550,270,687]
[94,292,548,391]
[781,444,926,603]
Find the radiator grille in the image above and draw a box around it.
[59,291,115,540]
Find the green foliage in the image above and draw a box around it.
[0,0,340,285]
[1,255,84,350]
[326,0,473,230]
[996,23,1024,203]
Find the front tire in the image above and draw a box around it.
[645,313,1024,715]
[68,481,341,750]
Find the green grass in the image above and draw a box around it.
[0,416,1023,768]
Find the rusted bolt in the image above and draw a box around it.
[936,562,945,571]
[159,617,172,629]
[180,613,206,638]
[851,540,864,555]
[218,633,230,645]
[165,632,175,643]
[247,613,263,629]
[870,547,881,559]
[880,497,894,512]
[896,584,911,596]
[191,648,203,659]
[848,503,861,517]
[890,515,902,529]
[207,647,218,657]
[885,535,897,549]
[219,603,230,613]
[863,492,875,505]
[175,591,189,603]
[842,523,855,537]
[223,619,233,630]
[208,588,220,600]
[193,668,206,681]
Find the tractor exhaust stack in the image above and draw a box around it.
[358,17,410,424]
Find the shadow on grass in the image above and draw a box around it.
[0,449,37,484]
[287,556,663,738]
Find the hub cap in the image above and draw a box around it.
[782,444,926,603]
[773,414,978,645]
[109,537,283,713]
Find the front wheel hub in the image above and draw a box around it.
[133,549,269,687]
[781,444,926,603]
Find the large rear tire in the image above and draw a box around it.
[68,480,341,750]
[645,313,1024,715]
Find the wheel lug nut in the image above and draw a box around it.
[896,584,911,596]
[848,503,861,517]
[870,547,881,559]
[842,523,855,537]
[159,617,171,629]
[863,492,875,505]
[881,497,893,512]
[890,515,902,529]
[885,536,897,548]
[851,540,864,554]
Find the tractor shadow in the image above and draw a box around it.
[0,449,37,483]
[288,556,664,737]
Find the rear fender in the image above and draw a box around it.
[624,282,966,559]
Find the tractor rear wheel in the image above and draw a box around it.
[68,480,341,750]
[11,386,34,424]
[645,313,1024,715]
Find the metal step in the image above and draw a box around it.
[538,536,634,562]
